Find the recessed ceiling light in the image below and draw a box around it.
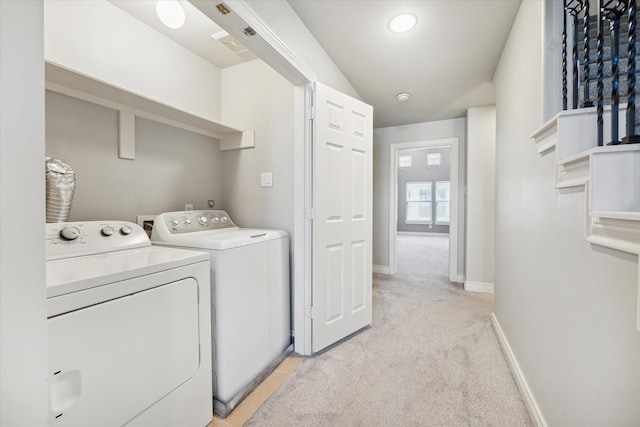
[156,0,185,29]
[396,92,410,102]
[388,13,417,33]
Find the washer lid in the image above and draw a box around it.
[151,227,288,250]
[46,246,208,298]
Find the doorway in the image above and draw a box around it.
[395,146,452,277]
[389,138,459,282]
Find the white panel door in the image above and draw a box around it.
[312,82,373,353]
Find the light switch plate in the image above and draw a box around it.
[261,172,273,187]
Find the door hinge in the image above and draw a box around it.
[306,305,314,319]
[305,107,315,120]
[305,207,314,220]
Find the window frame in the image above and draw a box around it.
[398,154,412,168]
[426,152,442,167]
[405,181,432,224]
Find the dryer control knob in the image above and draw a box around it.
[60,226,80,241]
[184,219,192,226]
[120,225,133,236]
[212,217,220,224]
[221,217,229,224]
[101,226,114,237]
[198,216,208,226]
[170,219,180,227]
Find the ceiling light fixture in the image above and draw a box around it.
[156,0,186,30]
[388,13,417,33]
[396,92,410,102]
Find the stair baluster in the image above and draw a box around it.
[623,0,640,144]
[598,0,605,146]
[567,0,584,109]
[603,0,627,145]
[563,0,569,110]
[584,0,594,107]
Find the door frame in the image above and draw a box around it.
[389,138,459,282]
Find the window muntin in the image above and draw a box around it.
[435,181,450,224]
[427,152,441,167]
[406,182,432,223]
[399,154,412,168]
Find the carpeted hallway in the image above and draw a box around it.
[246,235,532,426]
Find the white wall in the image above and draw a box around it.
[373,119,466,275]
[465,106,496,291]
[46,91,223,223]
[494,1,640,425]
[221,59,295,235]
[44,0,222,122]
[0,1,49,425]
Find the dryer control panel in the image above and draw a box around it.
[46,221,150,260]
[154,210,237,235]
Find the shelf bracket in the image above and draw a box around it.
[118,110,135,160]
[220,130,255,151]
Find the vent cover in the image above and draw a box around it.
[212,31,248,54]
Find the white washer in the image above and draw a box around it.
[151,210,291,417]
[46,221,213,427]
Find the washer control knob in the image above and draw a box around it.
[170,219,180,227]
[221,217,229,224]
[198,216,208,226]
[184,219,192,226]
[60,226,80,241]
[120,225,133,236]
[212,217,220,224]
[101,226,114,237]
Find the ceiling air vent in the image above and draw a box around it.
[211,31,248,54]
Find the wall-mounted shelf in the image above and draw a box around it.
[45,62,255,154]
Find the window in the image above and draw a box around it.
[406,182,431,223]
[435,181,450,224]
[427,152,441,167]
[399,154,412,168]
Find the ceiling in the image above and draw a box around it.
[109,0,256,68]
[109,0,521,129]
[288,0,521,128]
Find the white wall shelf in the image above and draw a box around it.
[45,62,255,153]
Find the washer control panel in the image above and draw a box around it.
[46,221,150,260]
[155,210,236,234]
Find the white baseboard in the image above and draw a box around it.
[372,265,391,274]
[451,274,465,284]
[491,313,547,427]
[397,231,450,237]
[464,281,494,294]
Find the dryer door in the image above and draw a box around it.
[48,278,200,426]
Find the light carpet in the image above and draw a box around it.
[246,235,532,426]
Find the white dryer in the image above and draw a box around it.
[151,210,291,417]
[46,221,213,427]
